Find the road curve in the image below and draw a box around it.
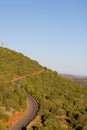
[9,69,44,130]
[10,94,38,130]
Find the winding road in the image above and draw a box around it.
[9,69,45,130]
[10,94,38,130]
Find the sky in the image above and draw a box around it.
[0,0,87,76]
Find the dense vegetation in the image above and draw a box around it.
[0,47,87,130]
[0,47,42,129]
[21,71,87,130]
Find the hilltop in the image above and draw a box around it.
[0,47,87,130]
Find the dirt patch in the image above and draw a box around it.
[3,100,28,127]
[27,115,43,129]
[56,115,69,130]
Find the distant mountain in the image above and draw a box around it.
[0,47,87,130]
[61,74,87,87]
[62,74,87,79]
[61,74,77,79]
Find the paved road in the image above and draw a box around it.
[9,70,42,130]
[10,94,38,130]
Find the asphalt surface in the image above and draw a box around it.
[10,94,38,130]
[9,71,41,130]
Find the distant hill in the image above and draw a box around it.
[0,47,87,130]
[62,74,87,87]
[61,74,76,79]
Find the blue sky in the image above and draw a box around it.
[0,0,87,75]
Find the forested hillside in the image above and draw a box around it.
[0,47,42,130]
[0,47,87,130]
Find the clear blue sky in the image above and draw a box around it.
[0,0,87,76]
